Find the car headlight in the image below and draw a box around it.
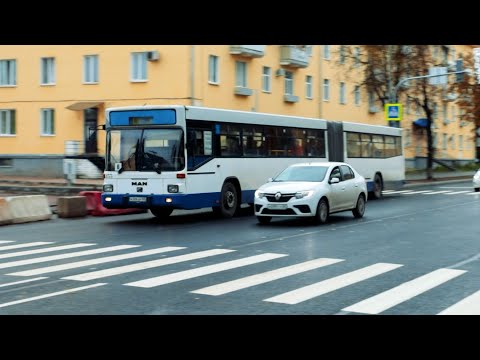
[255,190,265,198]
[103,184,113,192]
[168,185,179,193]
[295,190,314,199]
[474,174,480,180]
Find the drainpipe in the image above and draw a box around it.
[190,45,195,105]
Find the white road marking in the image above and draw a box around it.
[8,247,185,277]
[402,190,434,195]
[0,283,106,309]
[192,258,343,296]
[0,245,140,270]
[466,192,480,196]
[264,263,402,305]
[0,243,95,260]
[444,191,471,195]
[63,249,235,282]
[438,290,480,315]
[0,242,53,251]
[421,190,451,195]
[383,190,414,194]
[0,277,47,288]
[343,268,466,314]
[125,253,287,288]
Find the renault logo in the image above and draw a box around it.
[275,192,282,200]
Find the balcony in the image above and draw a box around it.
[284,94,299,103]
[229,45,266,58]
[280,46,309,68]
[234,86,253,96]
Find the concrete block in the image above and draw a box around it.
[6,195,52,224]
[57,196,87,218]
[0,198,13,226]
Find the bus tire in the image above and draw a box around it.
[371,173,383,199]
[150,207,173,218]
[315,198,329,224]
[352,194,366,218]
[213,182,237,218]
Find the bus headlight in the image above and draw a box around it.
[255,190,265,198]
[168,185,179,193]
[103,184,114,192]
[295,191,313,199]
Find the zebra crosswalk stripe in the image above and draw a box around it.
[62,249,236,282]
[0,242,53,252]
[438,290,480,315]
[8,247,185,277]
[125,253,288,288]
[0,245,140,270]
[264,263,402,305]
[192,258,344,296]
[0,243,95,260]
[0,241,14,244]
[343,268,466,314]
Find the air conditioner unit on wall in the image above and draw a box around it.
[147,50,160,61]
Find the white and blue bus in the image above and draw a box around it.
[101,105,404,218]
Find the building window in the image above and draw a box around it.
[131,52,147,81]
[305,75,313,99]
[443,103,448,123]
[339,46,346,64]
[84,55,99,83]
[354,85,361,105]
[323,45,331,60]
[235,61,247,87]
[0,109,16,135]
[208,55,219,84]
[459,135,463,150]
[433,132,438,148]
[339,82,346,104]
[41,57,55,85]
[443,133,447,150]
[284,71,293,95]
[0,59,16,86]
[262,66,271,92]
[41,109,55,135]
[452,107,457,123]
[323,79,330,101]
[354,47,361,66]
[368,91,375,108]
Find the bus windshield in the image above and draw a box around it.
[107,128,184,172]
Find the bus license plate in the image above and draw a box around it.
[267,203,288,210]
[129,196,147,203]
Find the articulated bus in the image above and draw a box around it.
[101,105,404,218]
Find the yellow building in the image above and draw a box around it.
[0,45,476,177]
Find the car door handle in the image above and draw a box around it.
[342,187,346,190]
[355,184,358,187]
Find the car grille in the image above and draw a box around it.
[261,208,296,215]
[265,193,295,203]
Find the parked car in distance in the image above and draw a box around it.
[254,162,368,224]
[474,169,480,192]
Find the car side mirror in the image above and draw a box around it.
[329,177,340,184]
[267,177,273,182]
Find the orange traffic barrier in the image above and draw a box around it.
[78,191,147,216]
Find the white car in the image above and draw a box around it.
[474,169,480,192]
[254,162,368,224]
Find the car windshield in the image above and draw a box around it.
[274,166,328,182]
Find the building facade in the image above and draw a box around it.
[0,45,476,177]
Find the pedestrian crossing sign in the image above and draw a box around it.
[385,104,402,121]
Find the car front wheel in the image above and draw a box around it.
[315,198,329,224]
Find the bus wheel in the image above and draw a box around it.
[150,207,173,218]
[372,174,383,199]
[315,198,329,224]
[213,182,237,218]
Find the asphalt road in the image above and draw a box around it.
[0,181,479,315]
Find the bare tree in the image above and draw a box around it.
[352,45,450,179]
